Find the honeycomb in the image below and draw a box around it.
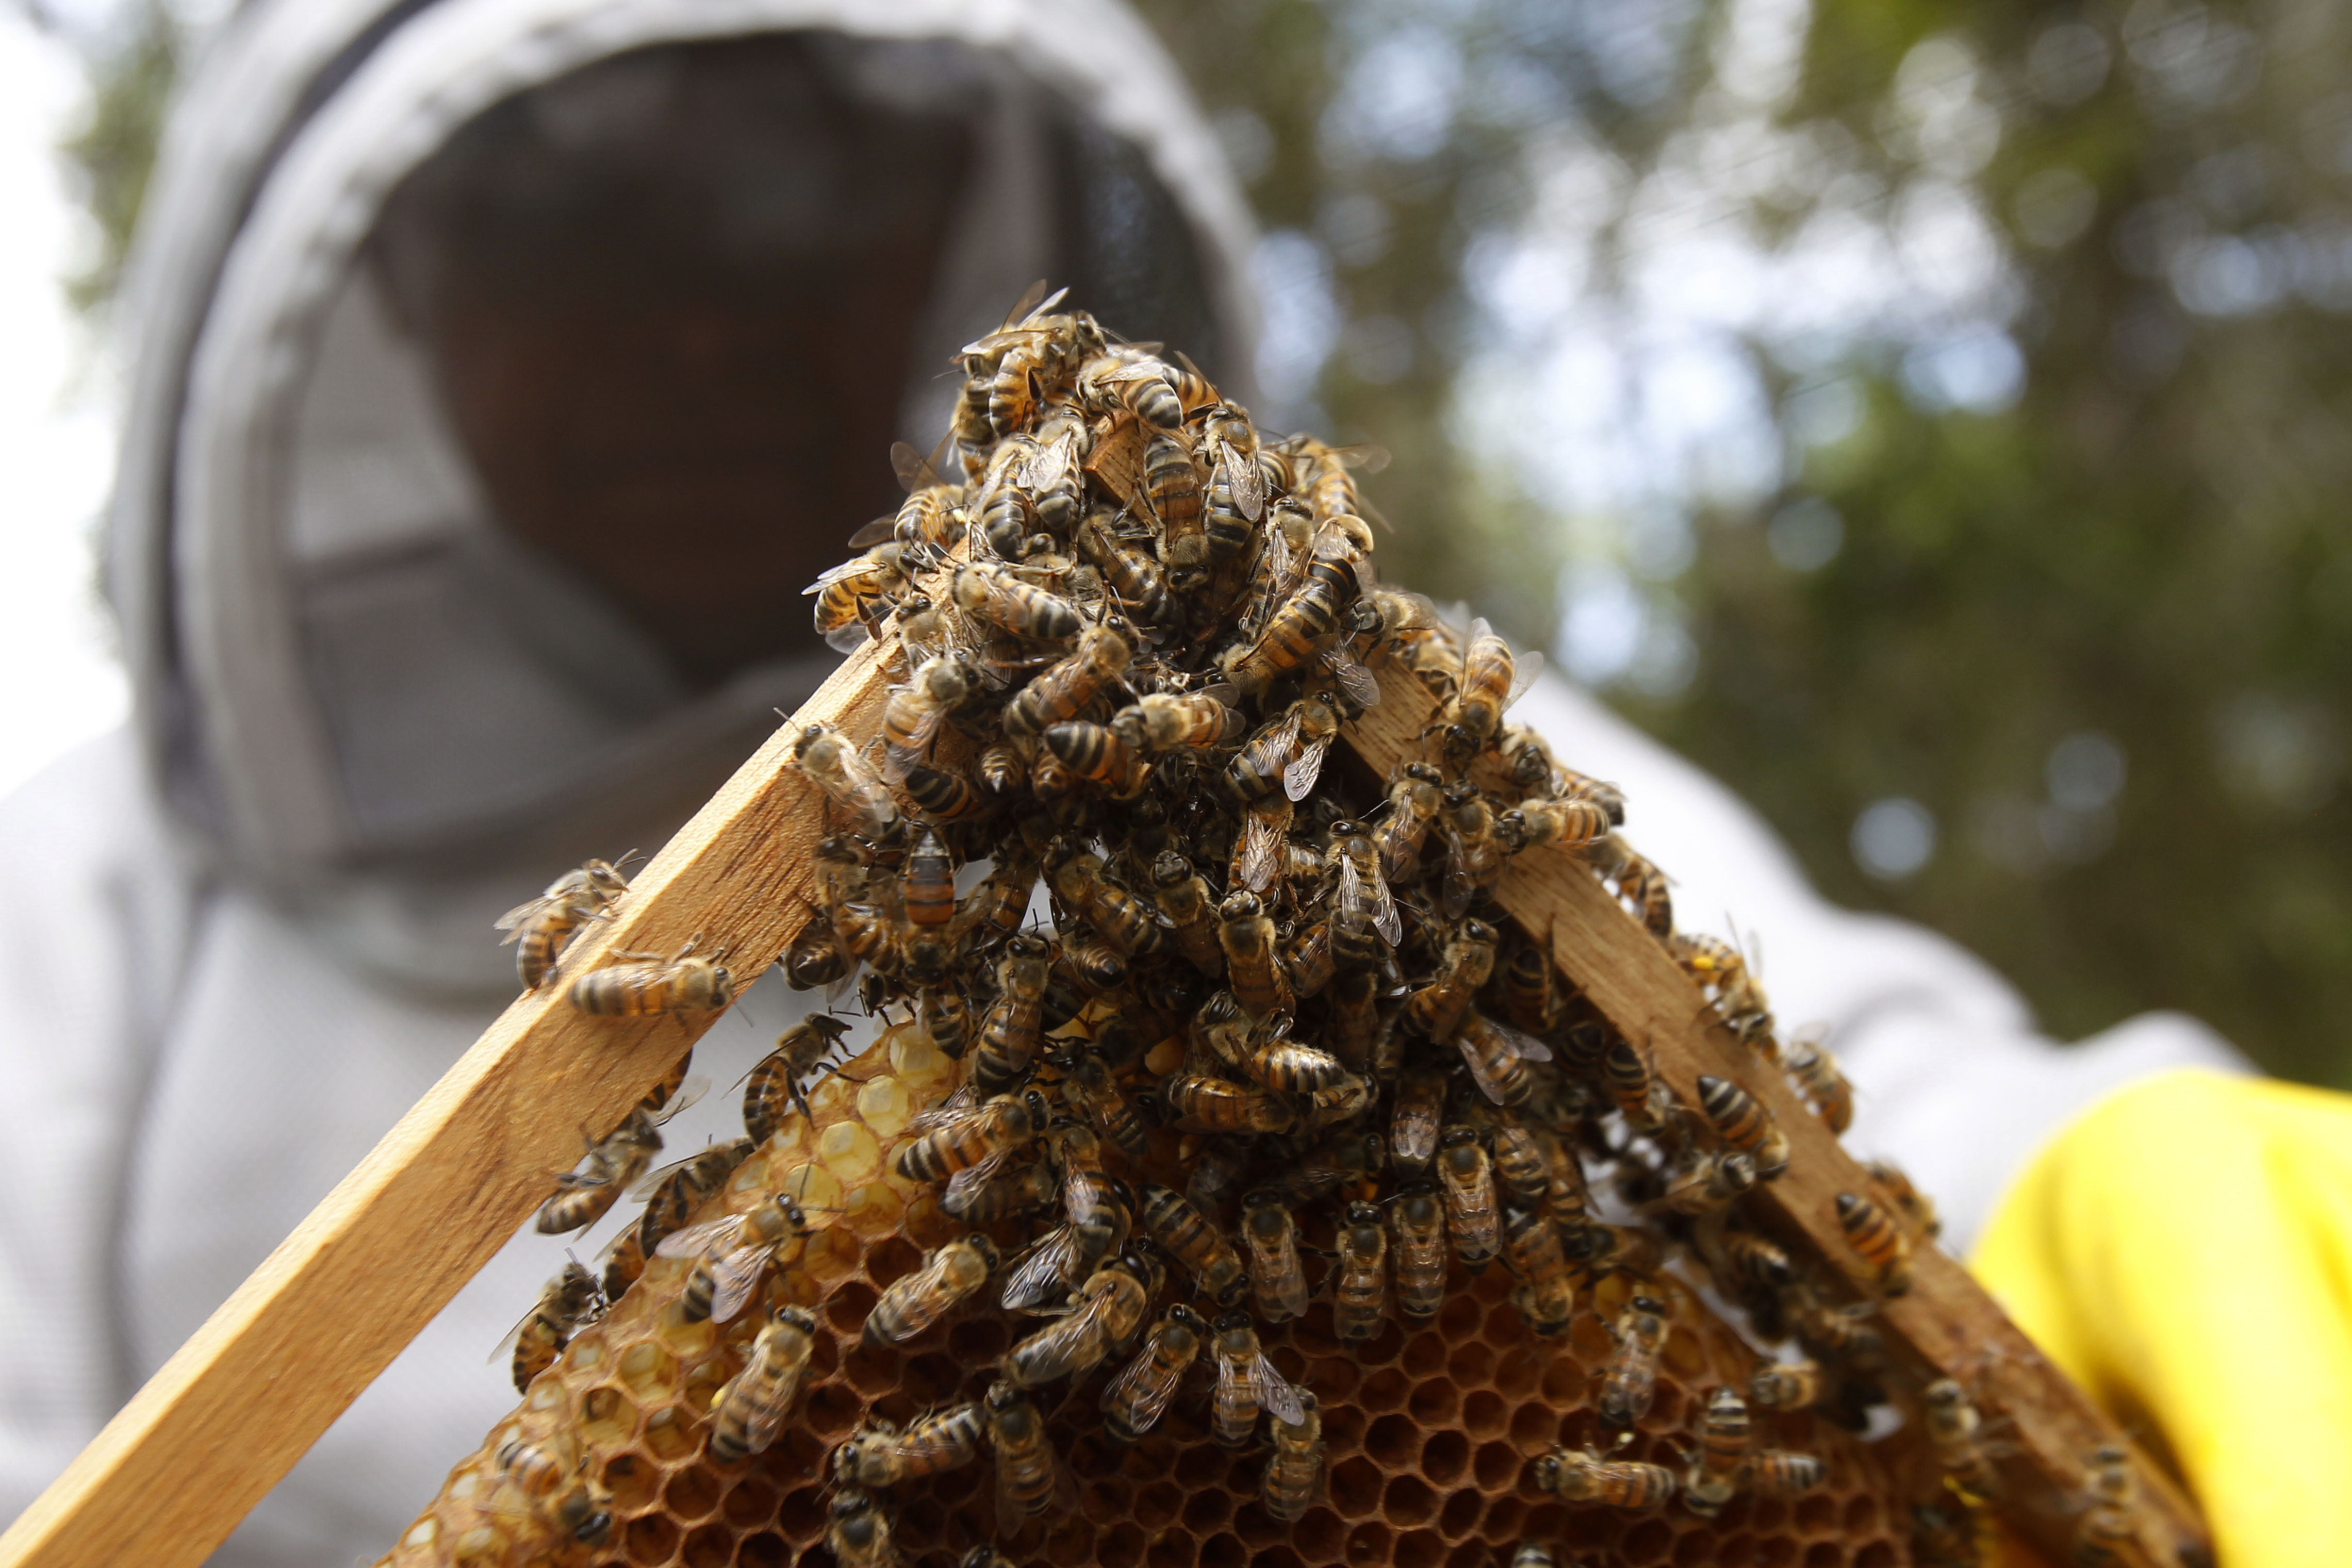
[375,1019,1925,1568]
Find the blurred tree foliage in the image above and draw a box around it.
[1140,0,2352,1086]
[48,0,182,315]
[55,0,2352,1082]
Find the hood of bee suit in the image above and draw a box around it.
[106,0,1257,994]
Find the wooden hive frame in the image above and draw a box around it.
[0,622,2210,1568]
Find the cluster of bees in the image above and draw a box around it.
[471,287,2082,1568]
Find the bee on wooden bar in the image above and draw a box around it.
[535,1076,706,1235]
[1372,760,1445,880]
[804,544,909,652]
[1836,1191,1914,1296]
[1923,1378,2002,1503]
[1696,1074,1791,1180]
[790,721,899,838]
[1115,690,1243,753]
[2074,1444,2134,1566]
[1227,696,1339,802]
[1402,918,1496,1041]
[567,938,734,1017]
[496,856,632,989]
[953,560,1084,642]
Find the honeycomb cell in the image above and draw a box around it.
[1453,1388,1505,1439]
[1843,1496,1880,1536]
[1147,1536,1197,1568]
[1803,1544,1844,1568]
[1313,1355,1363,1401]
[1381,1475,1436,1528]
[1436,1295,1482,1339]
[801,1382,862,1439]
[1184,1487,1233,1534]
[616,1341,680,1400]
[738,1536,787,1568]
[1756,1541,1798,1568]
[564,1337,607,1375]
[817,1120,884,1184]
[840,1180,903,1237]
[1444,1342,1493,1385]
[1234,1501,1285,1548]
[1292,1507,1346,1565]
[1135,1481,1182,1531]
[1362,1415,1417,1471]
[854,1075,916,1135]
[1419,1431,1469,1487]
[722,1477,781,1530]
[1175,1445,1228,1489]
[641,1406,698,1464]
[1406,1379,1457,1426]
[1663,1327,1708,1380]
[1444,1543,1489,1568]
[1329,1457,1383,1515]
[1199,1531,1247,1568]
[679,1521,732,1568]
[1483,1301,1523,1343]
[1358,1367,1409,1414]
[663,1465,722,1522]
[1473,1441,1521,1492]
[1507,1400,1556,1448]
[776,1162,845,1213]
[1795,1495,1837,1535]
[1399,1332,1445,1380]
[1082,1479,1131,1524]
[1852,1542,1895,1568]
[1621,1519,1675,1565]
[799,1224,862,1281]
[1102,1521,1149,1568]
[623,1513,678,1566]
[1436,1488,1482,1541]
[1712,1532,1757,1567]
[1393,1528,1444,1568]
[1479,1496,1524,1543]
[578,1385,639,1446]
[775,1486,825,1540]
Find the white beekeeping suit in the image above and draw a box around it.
[0,0,2242,1563]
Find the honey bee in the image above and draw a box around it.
[1500,1207,1575,1335]
[1161,1071,1294,1134]
[953,560,1083,642]
[1219,531,1358,696]
[1049,849,1166,959]
[1076,351,1183,428]
[1144,434,1208,586]
[1403,918,1497,1041]
[963,850,1041,947]
[1923,1379,2002,1503]
[1211,1310,1305,1448]
[1148,852,1226,978]
[1602,1038,1667,1132]
[1751,1450,1830,1498]
[1048,1043,1147,1161]
[535,1076,706,1234]
[1045,1122,1132,1271]
[627,1136,756,1264]
[1673,932,1776,1049]
[1044,721,1150,798]
[709,1304,819,1462]
[1319,821,1400,970]
[1499,794,1614,855]
[1238,1189,1311,1323]
[896,1087,1046,1196]
[491,1432,614,1546]
[496,856,632,989]
[1437,1127,1501,1269]
[939,1159,1057,1220]
[1437,782,1507,918]
[832,1402,985,1488]
[1006,1251,1155,1386]
[1241,1019,1347,1097]
[1101,1302,1208,1443]
[804,544,909,652]
[1260,1389,1324,1522]
[1487,1118,1551,1207]
[656,1192,813,1324]
[1695,1075,1791,1181]
[986,1380,1062,1520]
[972,934,1052,1095]
[863,1234,1000,1347]
[1226,697,1340,802]
[1791,1298,1883,1363]
[1436,617,1536,758]
[1284,919,1336,1001]
[783,908,853,996]
[1684,1386,1752,1518]
[1590,833,1674,940]
[1371,761,1445,882]
[1368,589,1458,700]
[1780,1032,1855,1134]
[1532,1444,1677,1510]
[1004,622,1131,735]
[742,1015,858,1144]
[2074,1444,2133,1566]
[1138,1183,1245,1303]
[1389,1183,1449,1319]
[1230,793,1294,897]
[824,1486,898,1568]
[1391,1071,1446,1171]
[567,938,735,1017]
[1718,1231,1795,1295]
[1216,891,1294,1021]
[1115,690,1243,752]
[1330,1199,1391,1343]
[495,1262,605,1394]
[1077,512,1179,631]
[1867,1157,1943,1240]
[917,982,974,1060]
[1835,1191,1913,1295]
[1652,1149,1756,1217]
[1197,402,1265,520]
[1598,1294,1669,1428]
[790,721,900,838]
[1452,1010,1553,1108]
[1750,1357,1825,1411]
[1511,1548,1556,1568]
[1911,1499,1994,1568]
[879,655,979,781]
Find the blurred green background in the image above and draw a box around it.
[41,0,2352,1085]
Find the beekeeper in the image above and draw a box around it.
[0,1,2332,1565]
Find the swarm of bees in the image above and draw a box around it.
[390,289,2119,1568]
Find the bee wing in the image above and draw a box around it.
[1281,735,1331,802]
[1506,646,1545,711]
[1327,442,1390,472]
[1321,654,1383,711]
[1021,431,1077,492]
[891,438,948,494]
[907,1085,981,1136]
[485,1304,544,1362]
[1236,811,1284,895]
[942,1146,1014,1210]
[1101,1344,1182,1435]
[628,1153,701,1202]
[650,1076,711,1126]
[1251,1354,1306,1426]
[846,514,897,549]
[1000,1226,1087,1312]
[740,1361,812,1455]
[1483,1017,1554,1064]
[825,622,877,654]
[493,895,557,936]
[803,556,885,595]
[653,1214,745,1261]
[704,1243,776,1325]
[1364,859,1405,946]
[1216,441,1267,521]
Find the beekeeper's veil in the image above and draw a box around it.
[110,0,1256,993]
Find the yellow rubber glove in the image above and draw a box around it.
[1970,1068,2352,1567]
